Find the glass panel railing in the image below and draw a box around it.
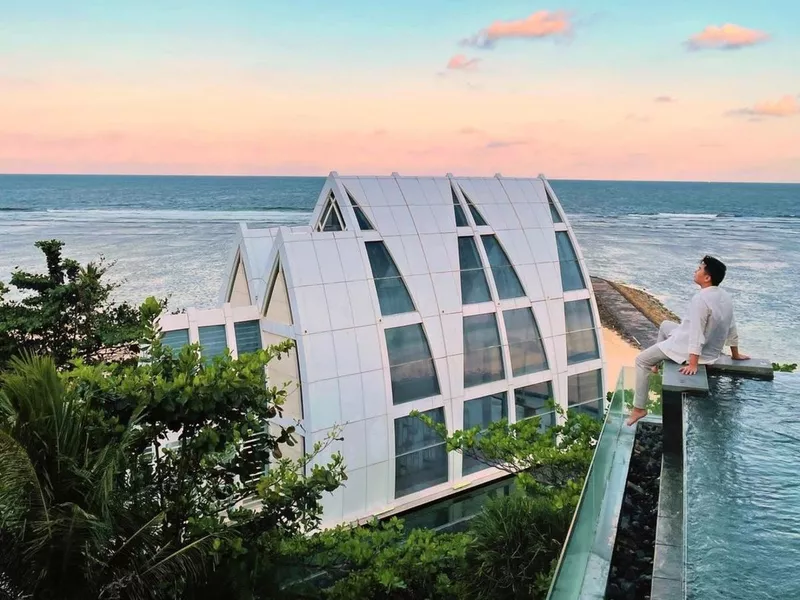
[547,367,637,599]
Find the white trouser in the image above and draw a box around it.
[633,320,679,410]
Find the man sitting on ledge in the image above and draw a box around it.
[627,255,749,426]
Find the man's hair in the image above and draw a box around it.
[702,255,726,286]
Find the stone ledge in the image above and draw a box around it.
[663,362,709,395]
[707,355,774,379]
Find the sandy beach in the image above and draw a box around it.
[601,326,640,390]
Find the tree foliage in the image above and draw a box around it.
[0,354,211,600]
[278,518,470,599]
[0,240,160,369]
[0,333,347,600]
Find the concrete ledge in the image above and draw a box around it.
[651,453,684,600]
[662,363,709,395]
[707,355,774,380]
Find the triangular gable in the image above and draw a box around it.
[315,191,346,232]
[263,259,293,324]
[227,251,252,306]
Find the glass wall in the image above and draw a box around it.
[555,231,585,291]
[481,235,525,299]
[565,300,600,364]
[458,237,491,304]
[395,408,448,497]
[234,320,262,355]
[503,308,548,376]
[365,241,416,315]
[198,325,228,360]
[460,188,488,226]
[451,186,469,227]
[162,329,189,354]
[568,370,604,418]
[547,190,564,224]
[463,313,505,388]
[462,393,507,475]
[514,381,556,430]
[344,187,374,230]
[385,324,440,404]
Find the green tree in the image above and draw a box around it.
[463,493,574,600]
[0,354,210,600]
[0,240,160,368]
[277,518,470,600]
[0,330,347,600]
[68,332,347,600]
[413,407,600,494]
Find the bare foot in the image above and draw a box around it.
[626,408,648,426]
[651,365,660,374]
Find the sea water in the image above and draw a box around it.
[1,175,798,363]
[685,374,800,600]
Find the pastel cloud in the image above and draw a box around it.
[462,10,572,48]
[485,140,528,149]
[446,55,481,71]
[686,24,769,51]
[654,96,675,103]
[728,95,800,117]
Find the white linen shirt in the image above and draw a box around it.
[658,286,739,365]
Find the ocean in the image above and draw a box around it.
[1,175,798,364]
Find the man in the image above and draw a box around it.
[626,256,749,426]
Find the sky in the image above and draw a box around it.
[1,1,799,181]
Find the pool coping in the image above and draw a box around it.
[654,360,772,600]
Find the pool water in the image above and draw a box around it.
[685,373,800,600]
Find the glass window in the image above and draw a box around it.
[460,188,488,226]
[555,231,585,291]
[565,300,600,364]
[365,242,415,315]
[234,320,261,355]
[514,382,556,431]
[463,313,505,388]
[161,329,189,354]
[451,185,469,228]
[458,187,487,226]
[198,325,228,359]
[345,187,374,231]
[458,237,491,304]
[547,190,563,223]
[385,324,440,404]
[503,308,548,376]
[317,193,346,232]
[568,370,604,418]
[481,235,526,299]
[463,393,507,475]
[395,408,448,497]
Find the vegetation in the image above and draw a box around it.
[0,239,602,600]
[0,240,159,368]
[773,363,798,373]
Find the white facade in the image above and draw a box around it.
[159,173,606,527]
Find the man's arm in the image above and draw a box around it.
[680,296,709,376]
[726,315,750,360]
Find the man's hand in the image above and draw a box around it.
[679,353,700,376]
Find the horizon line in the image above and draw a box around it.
[0,172,798,185]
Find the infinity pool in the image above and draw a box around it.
[685,373,800,600]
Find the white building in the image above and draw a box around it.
[158,173,606,526]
